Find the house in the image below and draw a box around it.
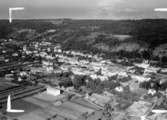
[46,86,61,96]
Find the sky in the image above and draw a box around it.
[1,0,167,19]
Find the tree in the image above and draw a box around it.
[59,77,73,88]
[0,22,13,39]
[96,68,102,75]
[86,79,102,93]
[71,75,86,89]
[103,103,114,120]
[81,112,89,120]
[102,80,120,90]
[0,116,7,120]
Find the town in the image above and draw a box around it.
[0,20,166,120]
[0,19,167,120]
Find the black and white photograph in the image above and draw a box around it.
[0,0,167,120]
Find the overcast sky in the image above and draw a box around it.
[1,0,167,19]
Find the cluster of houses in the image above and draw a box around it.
[23,38,167,95]
[0,28,167,120]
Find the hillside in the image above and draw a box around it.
[0,19,167,63]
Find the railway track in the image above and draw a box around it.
[0,61,39,72]
[0,84,46,105]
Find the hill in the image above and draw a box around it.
[0,19,167,63]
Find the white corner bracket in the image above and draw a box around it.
[6,95,25,113]
[154,8,167,12]
[9,7,24,23]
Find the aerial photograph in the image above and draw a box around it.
[0,0,167,120]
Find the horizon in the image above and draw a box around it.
[1,0,167,19]
[1,18,167,21]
